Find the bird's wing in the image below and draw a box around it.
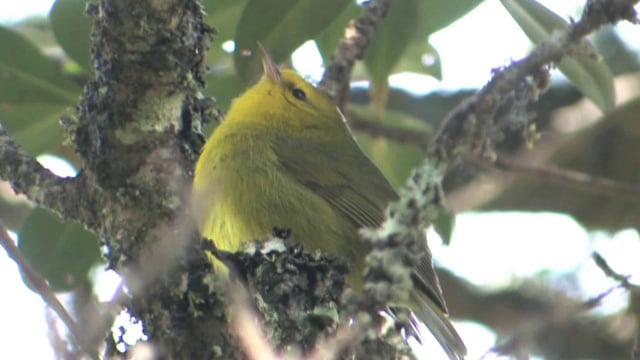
[273,132,465,358]
[273,134,396,229]
[273,133,447,306]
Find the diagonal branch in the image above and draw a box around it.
[360,0,639,339]
[592,252,640,292]
[319,0,393,110]
[494,154,640,204]
[431,0,638,162]
[0,124,103,233]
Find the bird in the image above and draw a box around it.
[192,44,466,359]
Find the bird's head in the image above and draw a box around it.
[224,44,345,136]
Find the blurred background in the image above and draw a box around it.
[1,0,639,358]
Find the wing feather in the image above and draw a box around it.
[272,130,465,358]
[273,133,395,230]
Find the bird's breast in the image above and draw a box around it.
[197,128,354,260]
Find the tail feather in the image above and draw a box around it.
[410,290,467,360]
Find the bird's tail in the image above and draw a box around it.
[410,290,467,360]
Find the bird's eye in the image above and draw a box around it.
[292,88,307,101]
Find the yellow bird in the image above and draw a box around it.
[192,45,466,359]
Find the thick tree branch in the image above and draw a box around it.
[0,125,104,232]
[3,0,227,358]
[319,0,393,110]
[73,1,232,358]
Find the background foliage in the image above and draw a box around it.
[1,0,639,358]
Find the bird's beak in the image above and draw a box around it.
[258,42,281,84]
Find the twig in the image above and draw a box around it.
[229,284,281,360]
[430,0,638,163]
[230,280,358,360]
[46,309,73,359]
[582,283,626,309]
[485,282,630,359]
[486,251,640,358]
[319,0,393,110]
[494,155,640,204]
[592,252,640,291]
[0,124,103,233]
[0,224,98,359]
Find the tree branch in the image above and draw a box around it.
[0,0,226,358]
[438,269,633,359]
[0,125,105,232]
[592,252,640,292]
[431,0,638,162]
[358,0,639,348]
[319,0,393,110]
[494,154,640,204]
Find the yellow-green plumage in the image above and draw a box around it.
[192,51,465,359]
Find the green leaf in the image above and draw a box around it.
[349,104,429,189]
[0,195,32,232]
[203,0,248,75]
[364,0,481,89]
[501,0,615,111]
[10,17,59,49]
[0,26,81,105]
[394,39,442,80]
[558,56,616,112]
[416,0,483,36]
[50,0,93,73]
[433,210,455,245]
[234,0,351,83]
[203,73,246,111]
[357,135,423,190]
[0,103,66,156]
[202,0,245,14]
[18,208,101,292]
